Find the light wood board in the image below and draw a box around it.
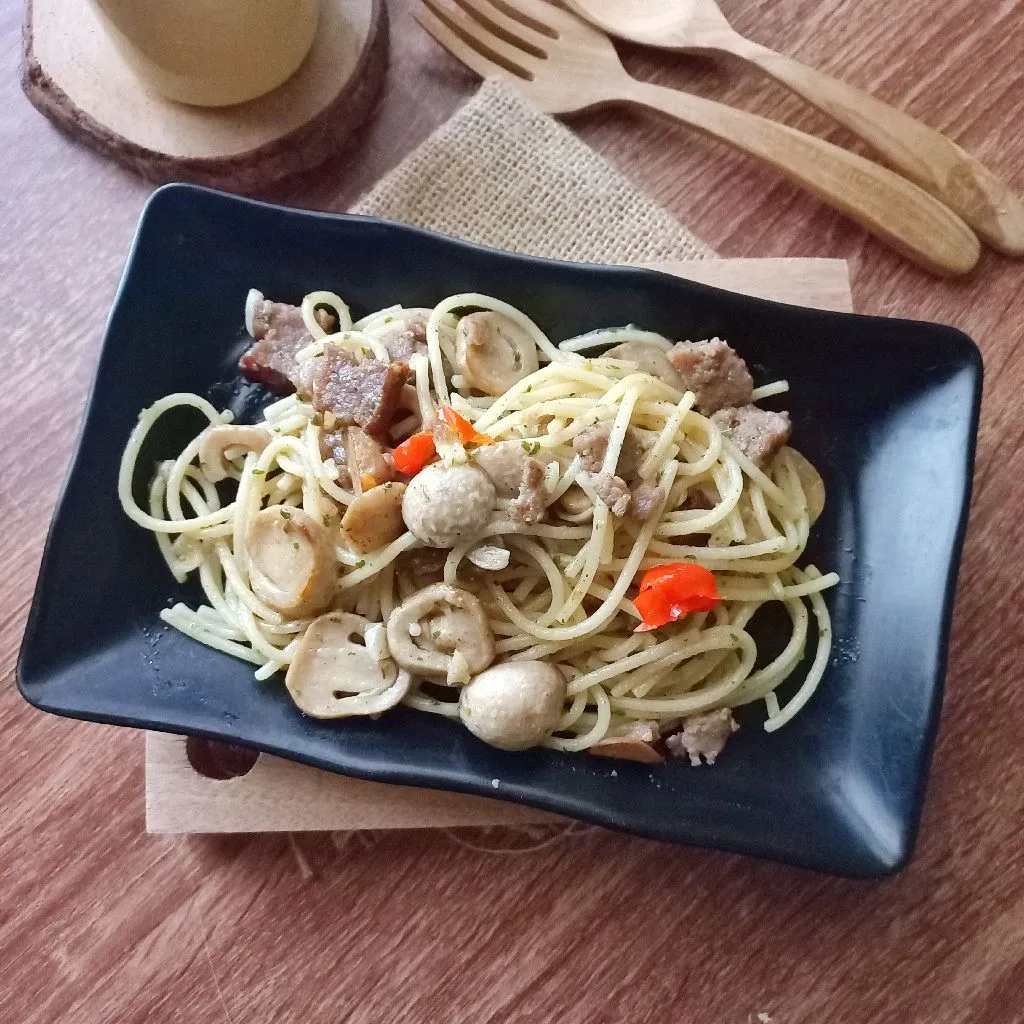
[21,0,388,193]
[145,254,853,835]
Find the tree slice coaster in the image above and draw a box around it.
[20,0,387,194]
[143,256,854,836]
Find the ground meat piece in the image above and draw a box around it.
[510,458,546,525]
[666,709,738,766]
[591,472,632,517]
[711,406,791,468]
[238,300,311,394]
[572,422,643,476]
[628,482,665,520]
[668,338,754,414]
[300,347,408,441]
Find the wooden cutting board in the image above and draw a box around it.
[146,255,853,834]
[21,0,387,193]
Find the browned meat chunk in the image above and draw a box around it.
[380,317,428,363]
[711,406,791,468]
[590,720,664,763]
[668,338,753,414]
[301,347,408,441]
[510,457,546,526]
[666,709,738,766]
[628,482,665,521]
[591,472,632,517]
[572,422,643,476]
[239,300,311,394]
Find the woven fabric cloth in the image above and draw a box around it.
[352,78,716,264]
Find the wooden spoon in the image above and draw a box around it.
[563,0,1024,256]
[415,0,979,276]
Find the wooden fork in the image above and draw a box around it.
[413,0,981,276]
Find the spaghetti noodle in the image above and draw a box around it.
[119,291,838,763]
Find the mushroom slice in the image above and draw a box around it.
[554,484,593,522]
[472,441,530,498]
[346,426,391,492]
[590,720,665,763]
[342,481,408,554]
[605,342,685,391]
[199,425,272,482]
[285,612,411,718]
[458,660,566,751]
[455,311,539,396]
[785,447,826,524]
[386,583,496,680]
[246,506,336,618]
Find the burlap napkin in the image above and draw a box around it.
[352,78,717,264]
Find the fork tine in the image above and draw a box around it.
[417,0,537,81]
[413,6,502,82]
[487,0,583,37]
[450,0,553,54]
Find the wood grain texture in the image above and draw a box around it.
[21,0,389,193]
[564,0,1024,253]
[146,255,852,836]
[416,0,980,276]
[2,0,1023,1020]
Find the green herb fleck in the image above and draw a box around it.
[383,316,394,324]
[322,514,331,526]
[292,542,300,550]
[280,509,292,520]
[355,559,366,569]
[521,441,540,456]
[525,385,533,393]
[252,469,265,475]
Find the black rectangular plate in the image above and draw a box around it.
[17,185,982,877]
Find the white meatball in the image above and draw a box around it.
[402,463,496,548]
[459,661,566,751]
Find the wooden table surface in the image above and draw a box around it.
[2,0,1023,1020]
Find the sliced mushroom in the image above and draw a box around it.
[246,506,336,618]
[342,481,408,554]
[605,342,685,391]
[455,311,539,396]
[459,660,566,751]
[590,720,665,763]
[785,447,826,524]
[285,612,410,718]
[386,583,495,681]
[345,426,391,493]
[555,484,593,522]
[199,425,272,482]
[402,462,496,548]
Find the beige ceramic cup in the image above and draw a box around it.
[90,0,320,107]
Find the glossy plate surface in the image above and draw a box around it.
[17,185,982,876]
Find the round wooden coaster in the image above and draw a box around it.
[20,0,388,194]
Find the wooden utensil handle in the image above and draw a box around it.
[622,79,980,276]
[729,41,1024,256]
